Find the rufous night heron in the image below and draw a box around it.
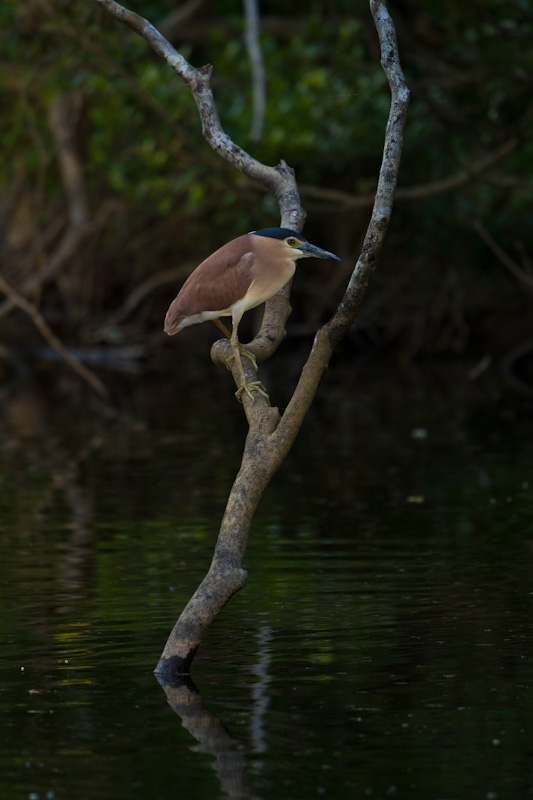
[164,227,340,400]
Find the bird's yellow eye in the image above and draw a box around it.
[286,237,298,247]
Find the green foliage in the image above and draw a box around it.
[0,0,532,350]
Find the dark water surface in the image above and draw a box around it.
[1,363,533,800]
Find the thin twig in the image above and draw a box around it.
[472,219,533,292]
[0,275,109,399]
[243,0,266,142]
[0,202,114,321]
[301,137,518,209]
[99,266,192,329]
[156,0,206,39]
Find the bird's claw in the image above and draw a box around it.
[226,346,258,372]
[235,380,269,402]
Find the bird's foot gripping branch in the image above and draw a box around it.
[226,345,258,373]
[235,380,269,403]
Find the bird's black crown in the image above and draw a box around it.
[252,227,307,241]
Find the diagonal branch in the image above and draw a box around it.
[94,0,409,679]
[301,136,518,208]
[94,0,304,367]
[271,0,410,449]
[155,0,207,40]
[93,0,294,200]
[0,275,109,399]
[472,219,533,292]
[158,0,408,677]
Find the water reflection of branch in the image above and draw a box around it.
[4,384,103,603]
[249,625,272,758]
[157,675,258,800]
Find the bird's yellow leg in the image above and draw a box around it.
[213,318,232,338]
[230,329,269,402]
[213,318,259,371]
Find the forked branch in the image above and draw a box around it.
[94,0,303,364]
[93,0,409,679]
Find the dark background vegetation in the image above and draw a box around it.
[1,0,532,381]
[2,8,533,797]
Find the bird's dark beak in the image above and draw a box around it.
[298,242,341,261]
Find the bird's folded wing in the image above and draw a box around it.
[178,251,255,316]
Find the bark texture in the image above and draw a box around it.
[94,0,410,680]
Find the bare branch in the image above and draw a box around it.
[0,275,109,399]
[243,0,266,142]
[49,94,88,226]
[94,0,305,367]
[51,8,187,131]
[98,266,192,331]
[156,0,207,40]
[94,0,409,678]
[94,1,291,198]
[472,219,533,292]
[0,93,113,321]
[152,0,409,678]
[0,203,113,322]
[271,0,410,448]
[301,137,518,209]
